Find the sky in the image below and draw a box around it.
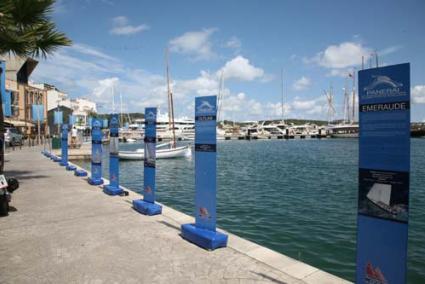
[31,0,425,122]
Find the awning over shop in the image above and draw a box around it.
[4,118,35,127]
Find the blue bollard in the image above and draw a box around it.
[181,96,227,250]
[103,114,123,196]
[59,125,69,167]
[88,118,103,185]
[133,108,162,215]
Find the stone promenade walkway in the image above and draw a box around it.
[0,147,350,284]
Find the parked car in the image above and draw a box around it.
[4,127,23,146]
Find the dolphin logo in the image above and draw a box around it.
[364,75,403,91]
[197,100,215,114]
[146,111,156,121]
[111,116,118,125]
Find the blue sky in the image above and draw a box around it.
[31,0,425,121]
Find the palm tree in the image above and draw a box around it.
[0,0,71,173]
[0,0,71,57]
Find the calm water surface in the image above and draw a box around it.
[76,138,425,282]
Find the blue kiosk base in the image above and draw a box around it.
[103,185,123,196]
[66,165,76,171]
[133,199,162,216]
[88,178,104,185]
[181,223,228,250]
[74,169,88,177]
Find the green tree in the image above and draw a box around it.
[0,0,71,173]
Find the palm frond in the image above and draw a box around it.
[0,0,71,58]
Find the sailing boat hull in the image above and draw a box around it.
[119,145,191,160]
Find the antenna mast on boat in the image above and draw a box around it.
[166,48,176,148]
[325,85,335,125]
[343,79,348,124]
[111,82,115,113]
[119,91,123,127]
[280,68,285,124]
[217,71,224,123]
[351,69,356,123]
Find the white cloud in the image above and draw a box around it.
[169,28,216,60]
[92,77,118,98]
[110,16,149,35]
[292,76,311,91]
[379,45,402,56]
[326,68,352,77]
[292,96,326,116]
[306,42,372,69]
[218,56,264,81]
[225,36,241,49]
[70,43,118,61]
[31,42,330,120]
[412,85,425,104]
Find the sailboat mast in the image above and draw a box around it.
[351,70,356,123]
[343,80,347,124]
[119,92,123,127]
[166,49,176,147]
[217,71,224,123]
[112,83,115,113]
[280,68,285,124]
[166,49,172,131]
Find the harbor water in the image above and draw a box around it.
[75,138,425,283]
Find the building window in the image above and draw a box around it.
[11,91,19,117]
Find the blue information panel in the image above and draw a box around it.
[88,118,103,185]
[54,111,63,125]
[133,108,162,215]
[60,124,69,166]
[143,108,157,203]
[32,105,45,122]
[0,61,11,117]
[194,96,218,231]
[181,96,227,250]
[69,115,76,126]
[3,91,11,117]
[357,63,410,284]
[104,114,122,195]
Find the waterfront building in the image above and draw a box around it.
[1,55,48,136]
[71,98,97,129]
[31,83,97,130]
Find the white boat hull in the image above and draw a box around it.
[331,133,359,138]
[119,145,191,160]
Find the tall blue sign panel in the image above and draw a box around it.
[357,63,410,284]
[54,111,63,124]
[69,115,76,126]
[60,125,69,166]
[181,96,227,250]
[1,61,11,117]
[133,108,162,215]
[104,114,123,195]
[32,105,45,122]
[3,91,11,117]
[88,118,103,185]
